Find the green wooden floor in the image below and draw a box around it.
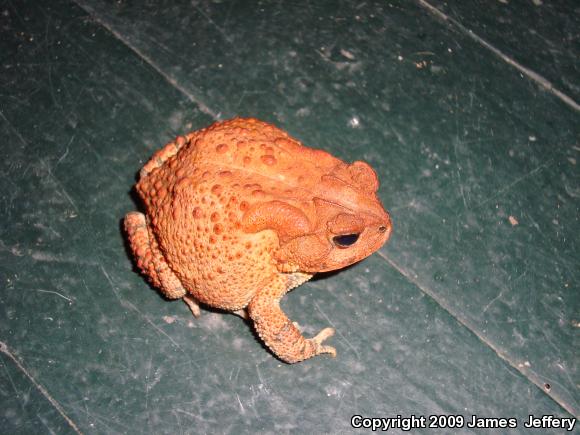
[1,0,578,433]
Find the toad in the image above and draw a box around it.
[124,118,391,363]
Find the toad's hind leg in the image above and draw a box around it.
[124,211,186,300]
[248,273,336,364]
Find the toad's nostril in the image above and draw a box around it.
[378,225,387,233]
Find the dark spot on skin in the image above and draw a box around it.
[379,226,387,233]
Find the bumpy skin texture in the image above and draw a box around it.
[124,118,392,363]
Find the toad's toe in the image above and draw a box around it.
[312,327,336,357]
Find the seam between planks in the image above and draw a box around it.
[376,250,578,418]
[0,341,84,434]
[416,0,580,113]
[71,0,220,121]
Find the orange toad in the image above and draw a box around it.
[124,118,391,363]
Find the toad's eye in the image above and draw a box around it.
[332,233,360,248]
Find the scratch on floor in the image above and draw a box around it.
[0,357,20,403]
[144,356,152,419]
[38,414,58,435]
[35,289,73,303]
[29,251,98,266]
[416,0,580,112]
[254,362,267,391]
[235,393,246,414]
[192,3,234,45]
[67,403,131,434]
[174,408,212,423]
[474,160,554,209]
[376,250,578,417]
[99,265,185,352]
[40,159,79,212]
[71,0,219,120]
[0,341,83,435]
[456,168,468,210]
[453,149,469,211]
[481,286,507,313]
[0,110,28,146]
[56,136,74,165]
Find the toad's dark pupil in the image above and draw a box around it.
[333,233,360,248]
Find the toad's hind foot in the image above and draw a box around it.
[233,308,249,320]
[183,294,201,318]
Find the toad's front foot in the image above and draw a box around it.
[311,327,336,358]
[248,279,338,363]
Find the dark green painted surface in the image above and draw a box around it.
[1,0,578,434]
[424,0,580,105]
